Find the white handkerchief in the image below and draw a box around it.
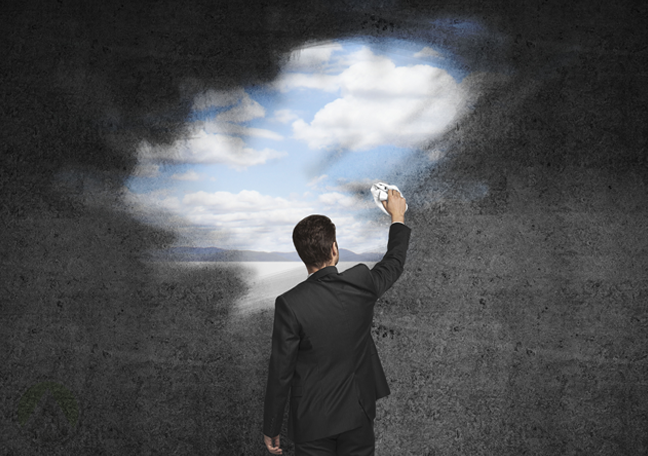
[371,182,408,215]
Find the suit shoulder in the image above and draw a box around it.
[336,263,376,291]
[277,279,312,303]
[339,263,371,278]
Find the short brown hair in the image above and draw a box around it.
[292,215,336,268]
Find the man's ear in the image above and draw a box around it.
[332,241,338,257]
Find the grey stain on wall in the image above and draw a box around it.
[18,382,79,427]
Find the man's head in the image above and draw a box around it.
[292,215,339,271]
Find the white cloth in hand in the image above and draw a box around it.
[371,182,408,215]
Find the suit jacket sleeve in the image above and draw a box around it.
[369,222,411,297]
[263,295,300,437]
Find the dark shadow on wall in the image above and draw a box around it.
[0,196,277,453]
[371,27,648,453]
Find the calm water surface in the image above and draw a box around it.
[235,262,376,312]
[171,261,376,312]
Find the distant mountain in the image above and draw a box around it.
[145,247,382,262]
[338,249,382,262]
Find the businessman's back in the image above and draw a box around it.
[263,189,410,456]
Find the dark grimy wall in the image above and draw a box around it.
[1,0,646,454]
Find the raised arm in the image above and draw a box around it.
[383,188,406,224]
[371,189,411,296]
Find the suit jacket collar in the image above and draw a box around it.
[307,265,338,281]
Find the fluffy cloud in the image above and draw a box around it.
[283,41,343,72]
[307,174,328,187]
[131,162,160,178]
[318,192,358,208]
[215,92,265,123]
[200,119,282,140]
[320,211,389,254]
[180,190,316,250]
[137,130,286,169]
[275,73,339,93]
[192,89,280,138]
[272,109,299,124]
[282,47,465,151]
[124,188,312,251]
[121,188,183,223]
[127,43,459,254]
[171,170,201,181]
[136,87,287,170]
[183,190,300,213]
[124,185,389,253]
[413,46,444,59]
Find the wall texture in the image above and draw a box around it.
[1,0,646,454]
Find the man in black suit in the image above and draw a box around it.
[263,189,410,455]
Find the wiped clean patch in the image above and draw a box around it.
[125,38,478,253]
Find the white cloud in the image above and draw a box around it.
[192,89,270,128]
[307,174,328,187]
[274,73,340,93]
[413,46,444,59]
[318,192,358,208]
[291,48,464,150]
[200,119,283,140]
[183,190,298,212]
[216,92,265,123]
[122,188,183,219]
[283,41,343,72]
[320,211,389,254]
[137,130,286,169]
[335,46,385,68]
[191,88,281,139]
[126,43,471,254]
[135,87,287,171]
[171,170,201,181]
[179,190,316,250]
[272,109,299,124]
[132,162,160,178]
[124,185,389,253]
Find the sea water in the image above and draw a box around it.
[166,261,376,313]
[235,261,377,313]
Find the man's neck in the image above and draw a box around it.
[306,261,336,275]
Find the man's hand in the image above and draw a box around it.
[382,188,407,224]
[264,434,282,455]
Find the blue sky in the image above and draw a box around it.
[124,37,476,253]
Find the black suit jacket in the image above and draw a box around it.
[263,223,411,443]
